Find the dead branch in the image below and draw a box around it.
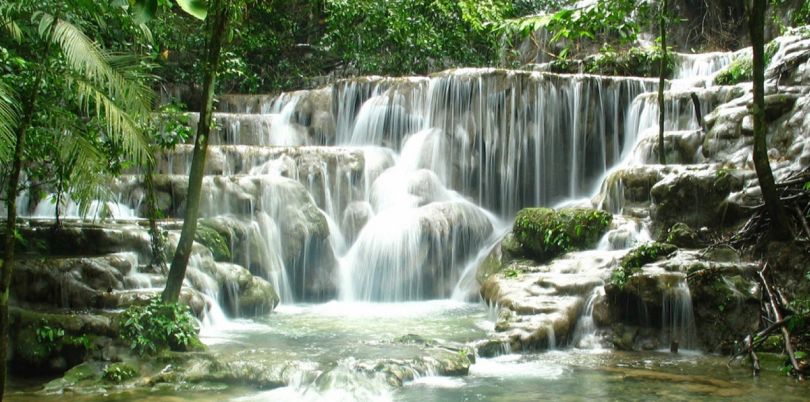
[746,334,761,377]
[759,264,804,380]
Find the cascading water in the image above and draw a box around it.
[661,277,699,350]
[10,47,742,400]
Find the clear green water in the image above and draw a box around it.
[7,301,808,401]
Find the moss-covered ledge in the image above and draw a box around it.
[510,207,612,262]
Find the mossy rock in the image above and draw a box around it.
[611,242,677,288]
[511,207,612,262]
[194,222,231,261]
[664,223,704,249]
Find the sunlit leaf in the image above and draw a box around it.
[176,0,208,20]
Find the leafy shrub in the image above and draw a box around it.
[323,0,512,75]
[512,207,612,261]
[585,45,675,78]
[120,297,200,355]
[611,242,677,288]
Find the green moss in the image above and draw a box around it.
[512,207,612,262]
[102,363,139,383]
[715,44,778,86]
[548,46,675,78]
[195,222,231,261]
[611,242,677,288]
[715,56,753,85]
[63,362,99,383]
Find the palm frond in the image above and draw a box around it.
[1,16,22,42]
[69,74,151,164]
[38,13,153,116]
[0,81,21,164]
[60,133,110,218]
[36,13,153,164]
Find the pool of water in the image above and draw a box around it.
[7,301,808,401]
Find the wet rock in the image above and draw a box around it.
[100,288,208,318]
[470,337,511,358]
[6,222,152,260]
[341,201,373,245]
[634,129,705,165]
[606,249,761,352]
[357,345,473,387]
[190,258,279,317]
[8,308,118,375]
[765,241,810,303]
[479,249,623,351]
[12,255,133,309]
[650,166,745,233]
[594,166,671,214]
[688,262,760,353]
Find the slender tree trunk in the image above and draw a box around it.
[750,0,792,241]
[0,13,60,400]
[162,0,231,303]
[657,0,668,165]
[144,158,165,271]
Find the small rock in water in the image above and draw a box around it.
[671,340,680,354]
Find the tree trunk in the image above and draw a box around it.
[162,0,231,303]
[0,14,59,400]
[657,0,667,165]
[750,0,792,241]
[144,158,165,271]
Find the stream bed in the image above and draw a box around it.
[7,301,808,401]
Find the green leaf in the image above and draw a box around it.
[176,0,208,20]
[131,0,158,23]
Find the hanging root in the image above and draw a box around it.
[729,167,810,250]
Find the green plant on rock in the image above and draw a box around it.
[119,297,200,355]
[715,56,753,85]
[102,363,138,383]
[584,45,675,78]
[512,208,612,262]
[611,242,677,288]
[34,320,65,354]
[715,42,778,85]
[505,267,521,278]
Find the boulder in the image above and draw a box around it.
[8,308,118,375]
[594,166,671,214]
[510,207,612,262]
[12,255,134,309]
[663,222,705,248]
[650,166,745,233]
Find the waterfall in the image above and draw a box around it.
[661,278,698,350]
[15,51,724,314]
[571,286,605,349]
